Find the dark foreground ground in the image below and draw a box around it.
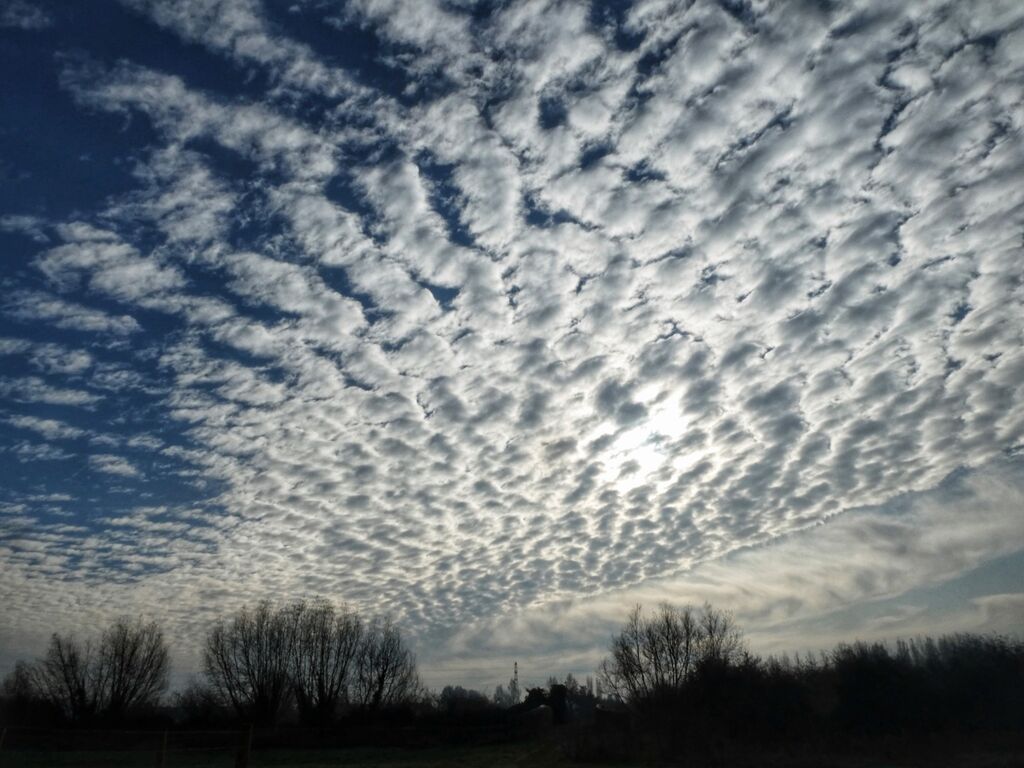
[3,740,1023,768]
[0,742,564,767]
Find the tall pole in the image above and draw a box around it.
[155,730,167,768]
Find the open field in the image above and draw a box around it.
[0,742,576,768]
[3,742,1024,768]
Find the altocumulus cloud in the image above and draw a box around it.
[1,0,1023,691]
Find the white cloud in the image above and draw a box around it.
[118,0,364,99]
[89,454,143,478]
[4,292,142,335]
[431,458,1024,686]
[0,214,50,241]
[4,415,86,441]
[0,0,51,30]
[0,377,101,406]
[35,228,186,302]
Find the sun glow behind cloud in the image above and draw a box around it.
[602,399,694,488]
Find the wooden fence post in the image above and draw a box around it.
[155,729,167,768]
[235,724,252,768]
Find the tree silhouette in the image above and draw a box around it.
[289,598,363,725]
[204,600,295,727]
[34,633,95,722]
[353,616,421,711]
[598,602,743,707]
[30,618,168,723]
[95,617,169,721]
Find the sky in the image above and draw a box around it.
[1,0,1023,693]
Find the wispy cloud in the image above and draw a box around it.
[5,292,142,335]
[90,453,143,478]
[4,415,86,441]
[0,0,52,30]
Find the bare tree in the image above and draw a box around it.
[204,600,422,722]
[353,616,421,710]
[34,633,98,722]
[2,660,37,703]
[289,598,363,725]
[598,603,744,707]
[30,618,169,723]
[697,602,744,667]
[95,617,169,720]
[204,600,297,726]
[1,659,56,726]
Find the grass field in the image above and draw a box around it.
[4,739,1022,767]
[0,741,579,768]
[5,743,1024,768]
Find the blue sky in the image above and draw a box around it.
[1,0,1023,692]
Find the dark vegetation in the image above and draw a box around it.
[2,617,168,726]
[202,599,420,727]
[586,604,1024,764]
[2,600,1022,765]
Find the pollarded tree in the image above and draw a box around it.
[32,618,169,723]
[33,633,96,722]
[598,602,744,707]
[289,598,363,725]
[353,616,421,710]
[204,600,297,727]
[95,617,169,721]
[204,600,421,723]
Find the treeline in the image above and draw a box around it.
[3,599,1022,763]
[2,617,169,726]
[588,603,1024,763]
[1,599,422,728]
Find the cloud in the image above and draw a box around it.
[0,1,51,30]
[0,377,101,406]
[4,292,142,336]
[35,226,186,302]
[0,214,50,241]
[4,415,86,441]
[89,454,143,478]
[972,593,1024,631]
[118,0,365,99]
[1,0,1023,690]
[432,458,1024,686]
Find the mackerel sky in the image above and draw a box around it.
[1,0,1023,690]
